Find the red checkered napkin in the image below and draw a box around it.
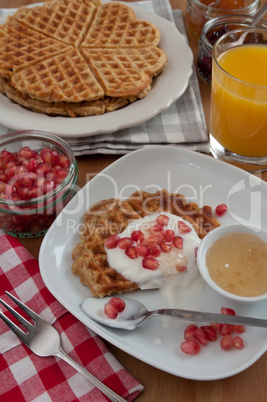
[0,231,144,401]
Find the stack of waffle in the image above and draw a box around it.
[0,0,167,117]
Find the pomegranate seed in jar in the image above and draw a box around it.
[117,237,134,250]
[104,234,120,249]
[131,230,144,243]
[142,256,159,270]
[0,150,13,160]
[18,146,34,159]
[178,221,192,234]
[156,214,169,226]
[109,297,126,312]
[36,164,52,176]
[215,203,227,217]
[180,340,201,355]
[57,153,70,169]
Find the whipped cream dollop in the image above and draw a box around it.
[105,212,202,295]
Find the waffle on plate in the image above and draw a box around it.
[71,190,220,297]
[0,0,167,117]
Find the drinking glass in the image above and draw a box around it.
[210,28,267,171]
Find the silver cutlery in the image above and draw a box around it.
[0,291,127,402]
[81,296,267,330]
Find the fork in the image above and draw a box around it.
[0,291,127,402]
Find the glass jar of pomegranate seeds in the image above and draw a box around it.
[197,14,267,83]
[185,0,261,39]
[0,130,78,238]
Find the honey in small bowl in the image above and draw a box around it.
[197,224,267,303]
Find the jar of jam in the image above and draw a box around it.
[185,0,261,38]
[197,14,267,83]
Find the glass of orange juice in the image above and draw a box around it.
[210,28,267,171]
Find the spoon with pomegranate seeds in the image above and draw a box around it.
[81,296,267,331]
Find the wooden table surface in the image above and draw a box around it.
[2,0,267,400]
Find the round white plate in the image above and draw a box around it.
[39,146,267,381]
[0,2,193,137]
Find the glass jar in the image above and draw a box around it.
[0,130,79,238]
[185,0,261,38]
[197,14,267,83]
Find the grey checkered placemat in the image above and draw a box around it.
[0,0,209,155]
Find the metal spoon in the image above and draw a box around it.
[81,296,267,331]
[233,3,267,46]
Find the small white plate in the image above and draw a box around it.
[39,146,267,381]
[0,2,193,137]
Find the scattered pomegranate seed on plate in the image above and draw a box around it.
[215,203,228,216]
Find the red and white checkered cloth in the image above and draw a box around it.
[0,230,144,401]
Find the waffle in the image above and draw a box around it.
[13,0,97,48]
[81,2,160,48]
[71,190,220,297]
[0,23,69,79]
[0,0,167,117]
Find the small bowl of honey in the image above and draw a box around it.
[197,223,267,303]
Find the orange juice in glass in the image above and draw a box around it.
[210,28,267,171]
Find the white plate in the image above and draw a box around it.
[0,2,193,137]
[39,146,267,381]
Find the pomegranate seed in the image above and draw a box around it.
[184,324,198,340]
[142,257,159,270]
[219,323,234,336]
[150,223,164,234]
[180,340,201,355]
[136,243,151,257]
[104,303,118,319]
[173,236,183,249]
[194,247,198,258]
[6,165,16,179]
[117,237,133,250]
[27,187,40,199]
[0,172,8,183]
[0,181,7,193]
[211,323,220,331]
[109,297,126,312]
[232,336,244,350]
[233,325,246,334]
[178,221,192,234]
[160,241,172,253]
[163,229,175,242]
[0,150,13,160]
[220,335,233,350]
[193,328,208,345]
[43,179,55,194]
[156,214,169,226]
[145,241,161,257]
[51,167,68,184]
[36,164,52,176]
[104,234,120,249]
[131,230,144,243]
[200,325,217,341]
[18,146,34,159]
[215,203,227,217]
[146,234,163,245]
[176,264,187,273]
[17,173,35,188]
[125,245,138,259]
[57,154,70,169]
[17,187,29,200]
[28,158,39,172]
[221,307,236,316]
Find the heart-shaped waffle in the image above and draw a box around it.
[0,0,167,117]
